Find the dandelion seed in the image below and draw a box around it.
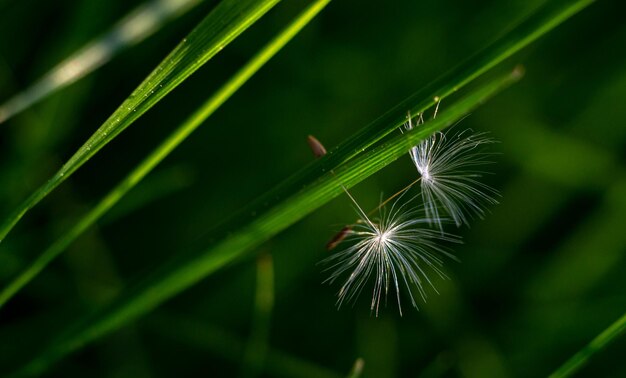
[323,191,459,316]
[404,111,499,229]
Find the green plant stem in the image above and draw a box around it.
[0,0,331,311]
[549,312,626,378]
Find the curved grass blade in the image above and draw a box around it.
[0,0,331,311]
[549,312,626,378]
[245,0,595,221]
[0,0,281,243]
[0,0,204,124]
[10,68,521,377]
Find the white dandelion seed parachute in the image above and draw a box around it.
[323,190,460,316]
[404,111,500,229]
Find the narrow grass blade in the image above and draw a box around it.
[341,0,595,151]
[10,68,520,377]
[0,0,331,311]
[549,312,626,378]
[247,0,595,221]
[242,253,274,377]
[0,0,203,124]
[0,0,281,243]
[347,358,365,378]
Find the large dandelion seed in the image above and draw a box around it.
[324,191,459,316]
[405,112,499,230]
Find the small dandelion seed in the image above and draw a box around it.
[404,110,499,229]
[323,190,460,316]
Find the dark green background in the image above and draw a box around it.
[0,0,625,376]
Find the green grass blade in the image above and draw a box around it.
[10,68,520,377]
[0,0,331,311]
[0,0,281,243]
[249,0,595,220]
[347,358,365,378]
[549,312,626,378]
[242,253,274,377]
[0,0,204,124]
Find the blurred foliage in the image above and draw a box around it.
[0,0,625,377]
